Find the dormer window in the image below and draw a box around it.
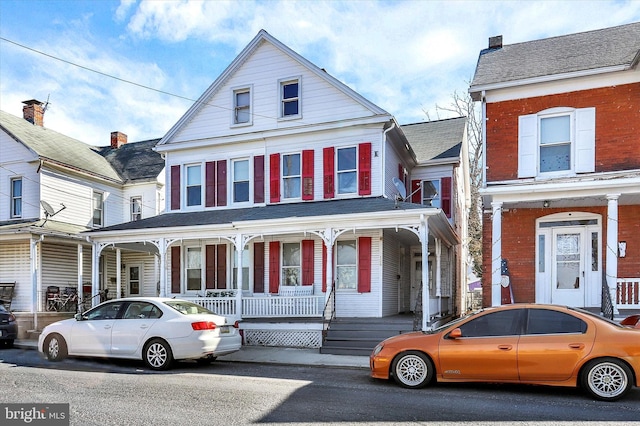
[233,87,251,125]
[280,78,300,118]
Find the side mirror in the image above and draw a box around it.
[74,313,84,321]
[448,328,462,339]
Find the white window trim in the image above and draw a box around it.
[518,107,595,179]
[92,190,104,228]
[184,245,204,294]
[336,145,358,196]
[130,196,142,221]
[335,239,357,292]
[231,85,253,127]
[231,157,252,206]
[278,76,301,120]
[10,176,22,218]
[281,152,302,200]
[184,163,203,209]
[421,178,441,208]
[281,242,302,287]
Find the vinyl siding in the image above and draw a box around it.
[0,241,31,312]
[0,132,40,220]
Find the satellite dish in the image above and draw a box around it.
[40,201,66,227]
[392,177,407,200]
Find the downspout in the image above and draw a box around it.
[481,90,487,189]
[381,120,396,196]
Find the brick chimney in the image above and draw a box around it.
[110,131,128,149]
[22,99,45,126]
[489,35,503,49]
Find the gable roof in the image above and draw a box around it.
[401,117,466,164]
[97,138,164,183]
[470,21,640,97]
[0,109,122,182]
[158,29,390,145]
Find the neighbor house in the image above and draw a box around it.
[86,30,470,351]
[469,22,640,315]
[0,100,165,336]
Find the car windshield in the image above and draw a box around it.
[426,310,481,334]
[164,300,214,315]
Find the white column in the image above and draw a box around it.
[30,238,39,318]
[77,244,83,312]
[491,201,503,307]
[435,239,442,298]
[324,227,334,307]
[92,243,99,307]
[116,248,122,299]
[235,234,244,319]
[158,238,167,297]
[606,194,620,315]
[420,215,430,331]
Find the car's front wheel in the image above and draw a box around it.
[143,339,173,370]
[581,358,632,401]
[44,334,67,362]
[391,351,434,388]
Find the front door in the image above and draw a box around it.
[551,228,585,306]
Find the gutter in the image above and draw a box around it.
[381,120,396,197]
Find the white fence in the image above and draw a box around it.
[184,295,325,319]
[617,278,640,309]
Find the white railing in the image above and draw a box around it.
[617,278,640,308]
[183,295,325,318]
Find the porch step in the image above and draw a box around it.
[321,316,414,356]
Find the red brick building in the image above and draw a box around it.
[469,22,640,314]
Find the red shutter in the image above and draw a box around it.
[302,150,314,200]
[301,240,314,285]
[411,180,421,204]
[170,165,180,210]
[254,155,265,204]
[216,244,226,289]
[205,245,215,289]
[216,160,227,206]
[357,237,372,293]
[323,147,334,199]
[322,243,327,293]
[358,142,371,195]
[269,153,280,203]
[253,242,265,293]
[171,246,181,293]
[205,162,216,207]
[441,177,452,218]
[269,241,280,293]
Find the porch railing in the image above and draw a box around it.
[184,295,325,319]
[617,278,640,309]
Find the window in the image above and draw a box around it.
[336,240,357,290]
[456,309,522,337]
[128,266,140,295]
[234,88,251,124]
[232,247,250,291]
[93,191,104,227]
[84,301,124,320]
[525,309,587,334]
[282,243,301,286]
[337,147,357,194]
[130,196,142,221]
[282,153,301,199]
[232,159,249,203]
[10,177,22,218]
[186,164,202,207]
[421,180,441,207]
[186,247,202,291]
[540,115,571,173]
[280,79,299,117]
[518,107,595,178]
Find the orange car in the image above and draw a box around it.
[370,304,640,401]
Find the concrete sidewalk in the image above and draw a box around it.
[14,339,370,369]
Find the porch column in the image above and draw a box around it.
[435,239,442,298]
[158,238,167,297]
[77,244,83,313]
[235,234,244,319]
[30,237,40,319]
[116,248,122,299]
[491,201,503,307]
[420,214,430,331]
[324,228,334,307]
[91,243,99,307]
[606,194,620,315]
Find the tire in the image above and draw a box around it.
[143,339,173,371]
[6,339,14,349]
[44,334,67,362]
[391,351,434,389]
[581,358,632,401]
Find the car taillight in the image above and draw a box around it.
[8,314,15,322]
[191,321,216,331]
[233,321,240,329]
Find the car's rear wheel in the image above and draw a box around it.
[391,351,434,388]
[44,334,67,362]
[581,358,632,401]
[143,338,173,370]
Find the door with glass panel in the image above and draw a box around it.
[551,228,585,306]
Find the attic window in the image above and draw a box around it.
[280,77,300,118]
[233,87,251,125]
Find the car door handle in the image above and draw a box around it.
[139,325,149,329]
[569,343,585,349]
[103,325,112,330]
[498,345,513,351]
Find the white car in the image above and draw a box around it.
[38,297,242,370]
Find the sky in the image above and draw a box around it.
[1,0,639,147]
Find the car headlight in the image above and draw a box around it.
[372,344,384,356]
